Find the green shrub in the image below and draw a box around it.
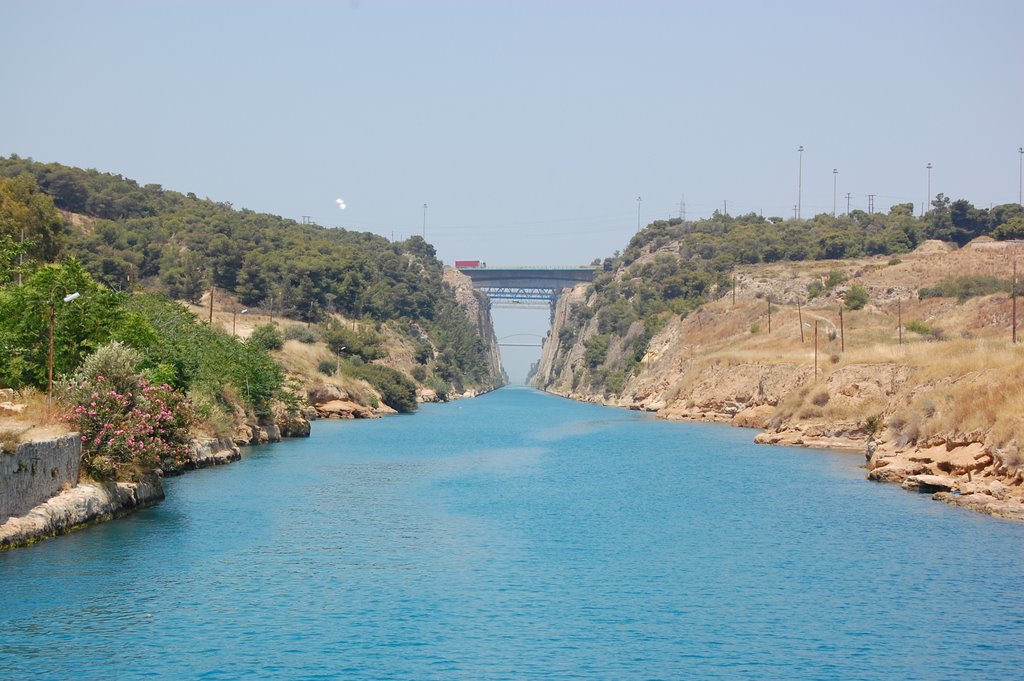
[844,284,869,310]
[918,276,1011,303]
[320,320,385,361]
[825,270,847,288]
[342,363,417,413]
[888,257,902,266]
[283,324,318,343]
[749,323,761,334]
[807,280,825,300]
[906,320,931,335]
[424,376,450,400]
[249,323,284,351]
[411,365,427,382]
[584,334,610,368]
[318,359,339,375]
[65,348,194,481]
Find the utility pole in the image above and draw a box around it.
[798,300,804,343]
[797,145,804,220]
[636,196,642,233]
[723,200,728,217]
[926,162,933,216]
[209,284,214,324]
[898,299,903,346]
[832,168,838,217]
[814,321,819,382]
[867,194,876,215]
[422,203,427,238]
[767,297,772,334]
[679,194,687,221]
[845,192,852,215]
[839,305,845,352]
[1013,259,1018,344]
[1018,147,1023,206]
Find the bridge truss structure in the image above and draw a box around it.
[456,265,597,306]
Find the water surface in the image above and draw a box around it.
[2,387,1023,679]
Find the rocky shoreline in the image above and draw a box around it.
[0,476,164,550]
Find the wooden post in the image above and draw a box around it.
[814,320,819,382]
[1013,259,1018,344]
[797,300,805,343]
[732,275,736,306]
[767,297,772,334]
[898,299,903,346]
[47,301,55,410]
[209,286,214,324]
[838,305,844,351]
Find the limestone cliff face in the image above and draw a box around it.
[442,268,505,388]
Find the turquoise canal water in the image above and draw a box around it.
[2,387,1023,679]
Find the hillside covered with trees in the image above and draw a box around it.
[539,199,1024,396]
[0,155,501,395]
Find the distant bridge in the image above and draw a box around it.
[456,264,597,304]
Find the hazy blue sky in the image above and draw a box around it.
[3,0,1022,380]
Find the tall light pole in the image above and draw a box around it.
[233,308,247,337]
[797,145,804,220]
[636,195,642,233]
[832,168,838,217]
[1018,147,1023,206]
[926,162,933,215]
[48,290,80,410]
[422,203,427,238]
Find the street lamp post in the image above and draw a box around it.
[797,145,804,220]
[233,308,248,336]
[926,162,933,215]
[336,346,346,377]
[832,168,838,217]
[1018,147,1023,206]
[48,291,81,410]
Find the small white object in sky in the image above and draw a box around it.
[336,198,346,210]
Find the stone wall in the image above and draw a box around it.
[0,435,81,524]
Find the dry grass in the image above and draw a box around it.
[0,388,72,446]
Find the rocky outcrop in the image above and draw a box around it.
[164,437,241,475]
[0,476,164,550]
[442,268,505,387]
[315,399,379,419]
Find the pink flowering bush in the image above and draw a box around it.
[66,374,194,481]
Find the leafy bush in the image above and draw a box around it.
[749,323,761,334]
[906,320,931,335]
[249,323,284,351]
[318,359,339,375]
[918,276,1011,303]
[807,280,825,300]
[320,320,385,361]
[825,270,847,288]
[64,344,194,480]
[342,363,417,413]
[411,365,427,382]
[424,376,450,400]
[844,284,869,310]
[283,324,318,343]
[584,334,610,368]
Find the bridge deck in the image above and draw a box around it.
[456,265,596,302]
